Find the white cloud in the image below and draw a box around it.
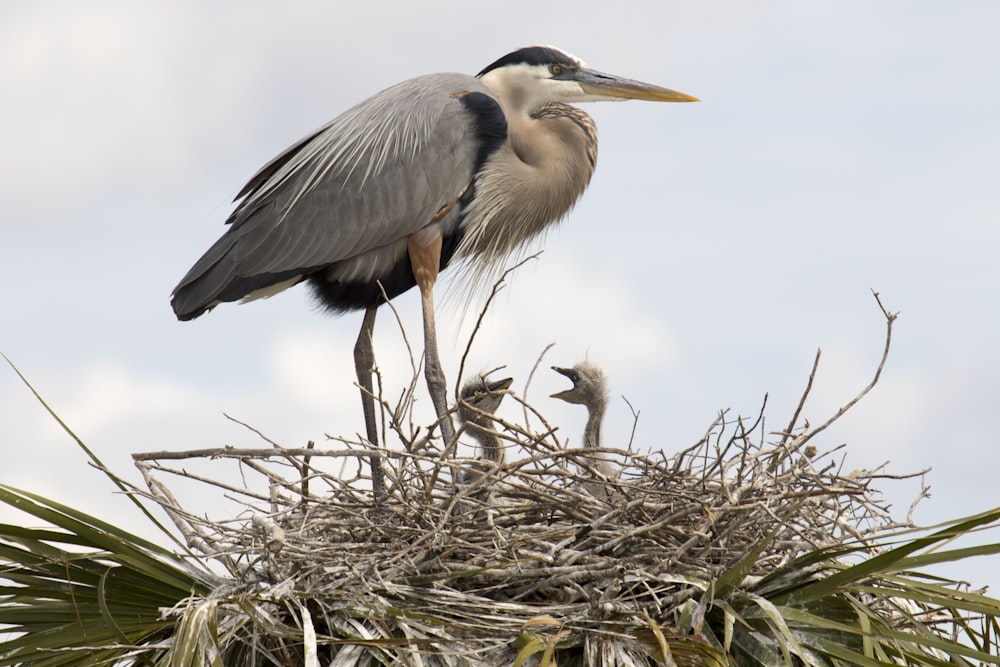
[0,360,222,541]
[0,356,371,542]
[449,252,678,378]
[269,329,359,412]
[0,3,276,213]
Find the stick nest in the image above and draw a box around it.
[132,292,923,658]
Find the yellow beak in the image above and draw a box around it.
[576,68,699,103]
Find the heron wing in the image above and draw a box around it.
[172,72,493,319]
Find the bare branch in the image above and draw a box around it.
[798,290,898,450]
[780,348,821,447]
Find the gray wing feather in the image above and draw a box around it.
[173,72,489,317]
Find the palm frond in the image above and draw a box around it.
[0,485,215,666]
[698,509,1000,667]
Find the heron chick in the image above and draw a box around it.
[171,46,695,499]
[458,375,513,464]
[551,361,609,449]
[552,361,619,494]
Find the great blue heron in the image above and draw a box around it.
[171,45,696,499]
[458,374,513,464]
[551,361,609,450]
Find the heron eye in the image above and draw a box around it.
[549,64,562,76]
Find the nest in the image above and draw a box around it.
[131,293,922,662]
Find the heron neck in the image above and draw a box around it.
[467,419,503,463]
[583,403,604,449]
[451,109,596,296]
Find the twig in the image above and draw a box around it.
[132,446,379,461]
[457,254,540,399]
[523,342,556,431]
[798,290,898,450]
[622,395,641,451]
[781,348,822,446]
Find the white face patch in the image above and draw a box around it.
[480,63,589,114]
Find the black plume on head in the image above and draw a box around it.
[477,46,578,78]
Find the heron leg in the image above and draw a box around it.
[353,306,385,501]
[408,232,457,446]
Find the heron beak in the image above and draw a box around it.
[550,366,577,400]
[487,377,514,393]
[574,68,698,103]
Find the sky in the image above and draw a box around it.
[3,1,1000,593]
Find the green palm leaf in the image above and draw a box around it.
[698,509,1000,667]
[0,485,215,666]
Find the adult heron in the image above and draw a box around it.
[171,45,696,499]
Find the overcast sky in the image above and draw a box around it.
[3,1,999,591]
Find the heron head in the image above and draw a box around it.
[478,45,697,111]
[459,374,514,420]
[550,361,609,408]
